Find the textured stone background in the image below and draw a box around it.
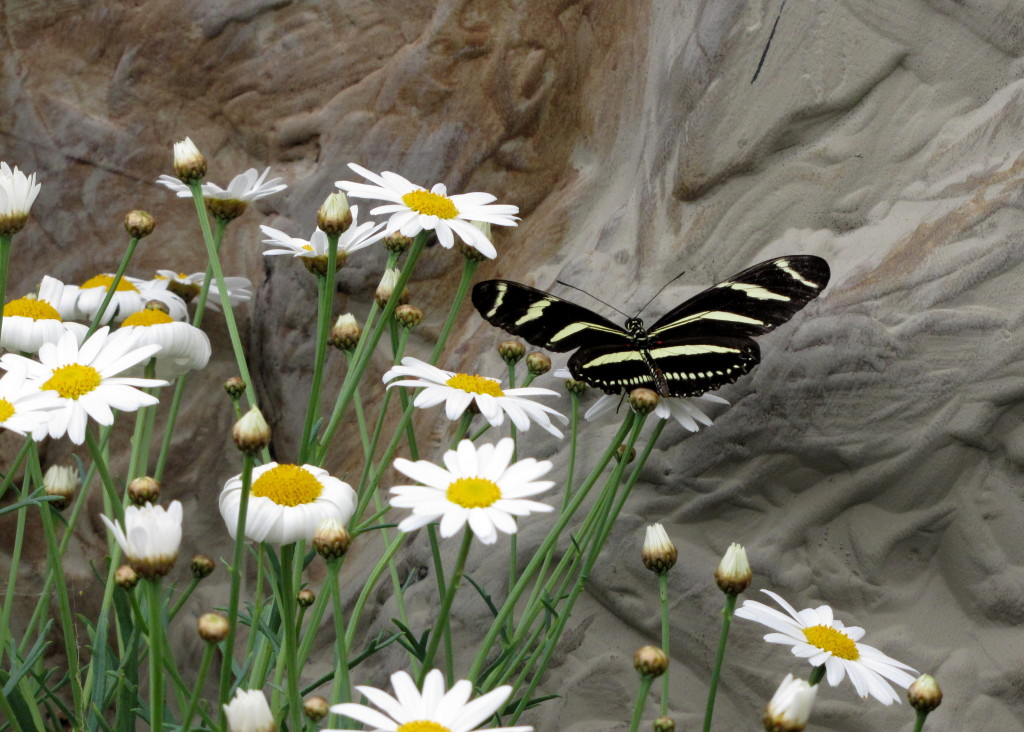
[3,0,1024,729]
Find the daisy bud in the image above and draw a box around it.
[329,313,361,351]
[565,376,588,395]
[653,717,675,732]
[43,464,78,511]
[197,612,230,643]
[207,197,248,222]
[297,588,315,607]
[616,444,636,464]
[224,376,247,399]
[172,137,206,184]
[498,340,525,364]
[456,240,490,262]
[313,517,351,560]
[115,564,139,590]
[190,554,215,579]
[633,646,668,678]
[715,543,752,595]
[303,695,330,722]
[317,192,352,235]
[394,304,423,329]
[383,231,413,254]
[127,476,160,507]
[223,688,276,732]
[233,406,272,454]
[907,674,942,714]
[629,387,660,414]
[375,268,409,307]
[763,674,816,732]
[642,523,677,574]
[525,351,551,376]
[124,210,156,239]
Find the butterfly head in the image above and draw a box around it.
[624,317,646,338]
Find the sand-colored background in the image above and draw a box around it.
[2,1,1023,729]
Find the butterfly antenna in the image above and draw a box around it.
[635,269,687,318]
[555,279,631,319]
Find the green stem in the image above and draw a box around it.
[418,530,473,685]
[181,643,216,732]
[913,708,928,732]
[659,572,671,717]
[629,675,655,732]
[427,257,478,363]
[325,559,351,729]
[219,455,255,719]
[147,579,165,732]
[85,235,141,338]
[0,460,31,661]
[299,233,341,462]
[345,534,405,650]
[702,593,737,732]
[167,578,201,622]
[277,544,303,732]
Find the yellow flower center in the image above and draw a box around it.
[0,398,15,422]
[43,364,102,399]
[397,721,450,732]
[445,373,504,397]
[122,309,175,326]
[446,477,501,509]
[3,296,61,321]
[401,189,459,220]
[80,274,138,292]
[251,464,323,507]
[301,244,314,252]
[803,625,860,661]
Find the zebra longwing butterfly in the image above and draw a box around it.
[471,255,830,398]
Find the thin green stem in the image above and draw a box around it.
[913,709,929,732]
[167,578,201,622]
[300,232,341,462]
[277,544,303,732]
[325,559,351,729]
[345,534,405,650]
[702,593,738,732]
[219,455,255,719]
[0,463,31,661]
[629,675,655,732]
[427,257,478,363]
[418,530,473,685]
[181,642,216,732]
[659,572,671,716]
[85,235,141,338]
[147,579,165,732]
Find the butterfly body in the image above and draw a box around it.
[471,255,830,398]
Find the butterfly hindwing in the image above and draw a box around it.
[471,280,632,353]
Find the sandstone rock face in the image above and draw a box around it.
[3,1,1022,728]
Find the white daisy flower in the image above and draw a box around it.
[0,327,168,445]
[384,357,567,438]
[118,308,211,377]
[72,274,187,324]
[584,391,727,432]
[0,367,62,439]
[219,463,357,546]
[336,162,519,259]
[99,500,183,578]
[2,276,88,353]
[157,167,286,203]
[154,270,253,310]
[390,438,554,545]
[764,673,817,732]
[735,589,917,705]
[223,688,276,732]
[0,162,41,233]
[327,668,532,732]
[261,205,385,270]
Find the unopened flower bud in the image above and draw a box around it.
[304,695,330,721]
[642,523,677,574]
[616,444,636,464]
[763,674,816,732]
[715,543,752,595]
[190,554,215,579]
[653,718,675,732]
[198,612,230,643]
[329,314,361,351]
[629,387,659,414]
[313,517,351,560]
[297,588,315,608]
[633,646,668,677]
[375,268,409,307]
[43,464,78,511]
[207,197,248,222]
[565,377,588,395]
[124,210,156,239]
[394,304,423,329]
[317,192,352,235]
[907,674,942,714]
[224,376,247,399]
[172,136,207,183]
[383,231,413,254]
[498,340,525,364]
[115,564,139,590]
[128,476,160,506]
[525,351,551,376]
[233,406,271,454]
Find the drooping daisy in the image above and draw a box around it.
[72,274,187,324]
[336,162,519,259]
[735,589,917,705]
[327,669,532,732]
[0,162,41,235]
[384,357,568,438]
[0,367,62,439]
[390,438,554,545]
[157,167,286,201]
[2,276,88,353]
[118,307,211,377]
[99,500,183,578]
[0,327,168,444]
[219,463,357,546]
[223,688,276,732]
[154,270,254,310]
[261,205,385,273]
